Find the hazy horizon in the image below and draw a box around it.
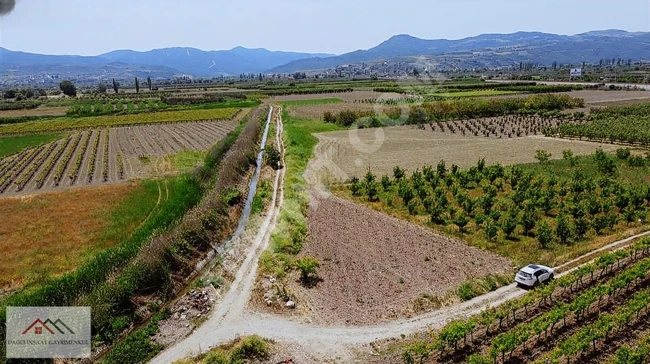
[1,0,648,56]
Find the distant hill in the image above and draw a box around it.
[0,46,332,80]
[268,30,650,73]
[97,47,332,76]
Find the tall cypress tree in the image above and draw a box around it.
[147,76,152,91]
[135,77,140,94]
[112,78,119,94]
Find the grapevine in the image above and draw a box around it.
[53,133,82,186]
[86,130,101,183]
[35,135,73,189]
[68,131,91,183]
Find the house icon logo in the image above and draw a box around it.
[22,318,75,335]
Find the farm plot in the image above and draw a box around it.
[310,122,618,183]
[0,107,240,135]
[289,193,512,326]
[0,183,151,293]
[0,120,237,197]
[400,239,650,364]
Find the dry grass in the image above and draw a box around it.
[0,106,69,118]
[310,126,621,182]
[0,183,140,290]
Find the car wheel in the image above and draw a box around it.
[549,273,554,282]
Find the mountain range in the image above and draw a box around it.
[270,30,650,72]
[2,29,650,83]
[0,47,332,80]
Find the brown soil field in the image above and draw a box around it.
[290,193,512,326]
[0,105,69,118]
[309,126,620,182]
[0,183,140,292]
[0,120,237,198]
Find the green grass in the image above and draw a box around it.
[170,151,206,173]
[279,98,344,106]
[259,111,343,276]
[101,310,169,364]
[0,133,65,158]
[252,179,273,215]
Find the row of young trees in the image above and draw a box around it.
[351,153,649,249]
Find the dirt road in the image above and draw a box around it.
[151,110,650,363]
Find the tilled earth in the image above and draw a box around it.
[292,193,513,326]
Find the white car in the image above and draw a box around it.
[515,264,554,288]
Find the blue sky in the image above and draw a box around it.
[1,0,649,55]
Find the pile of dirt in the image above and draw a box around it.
[152,287,217,346]
[292,193,513,326]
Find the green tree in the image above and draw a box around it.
[563,149,577,167]
[521,209,536,236]
[59,80,77,97]
[350,177,362,196]
[364,170,379,202]
[616,148,631,160]
[555,214,574,245]
[112,78,119,94]
[484,219,498,241]
[398,180,415,205]
[393,166,406,180]
[454,212,470,232]
[97,83,107,93]
[501,215,518,238]
[537,221,554,249]
[147,76,152,91]
[135,77,140,94]
[535,149,552,164]
[380,175,391,192]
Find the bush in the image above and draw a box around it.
[231,336,270,362]
[458,281,480,301]
[264,144,282,170]
[223,188,242,206]
[616,148,632,160]
[535,150,552,164]
[628,155,646,167]
[295,256,320,282]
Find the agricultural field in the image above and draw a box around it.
[310,121,618,183]
[0,107,240,134]
[0,120,237,197]
[0,182,158,294]
[400,239,650,364]
[0,132,64,158]
[552,103,650,146]
[341,149,650,267]
[293,193,512,326]
[0,105,69,118]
